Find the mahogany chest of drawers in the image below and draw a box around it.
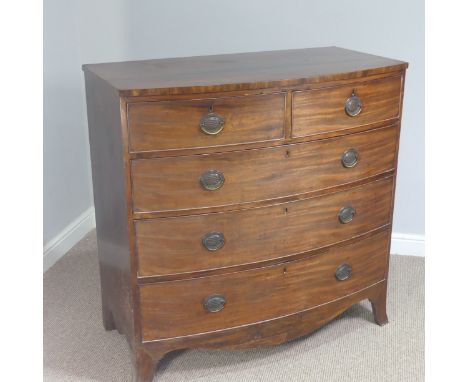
[83,47,407,381]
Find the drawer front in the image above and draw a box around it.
[131,125,398,214]
[292,75,402,138]
[127,93,286,152]
[136,177,393,277]
[139,230,390,340]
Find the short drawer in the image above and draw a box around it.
[139,229,390,340]
[127,93,286,152]
[292,75,402,138]
[131,125,398,214]
[136,177,393,277]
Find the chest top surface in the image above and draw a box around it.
[82,47,407,96]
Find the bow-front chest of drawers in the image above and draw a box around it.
[83,47,407,381]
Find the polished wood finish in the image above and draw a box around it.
[128,93,286,152]
[133,347,163,382]
[292,75,402,138]
[139,229,389,341]
[136,177,393,278]
[83,71,134,342]
[83,47,407,381]
[83,46,407,97]
[131,124,398,215]
[370,281,389,326]
[134,279,388,382]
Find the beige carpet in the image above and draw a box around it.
[44,230,424,382]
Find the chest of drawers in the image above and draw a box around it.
[83,47,407,381]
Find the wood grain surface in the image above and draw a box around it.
[136,177,393,278]
[292,75,402,137]
[139,229,390,341]
[83,70,135,342]
[131,124,398,215]
[141,279,387,349]
[82,47,408,382]
[128,93,285,152]
[82,47,407,96]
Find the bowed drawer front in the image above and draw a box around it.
[139,230,390,341]
[131,125,398,214]
[135,177,394,278]
[83,47,407,382]
[128,93,286,152]
[292,75,402,138]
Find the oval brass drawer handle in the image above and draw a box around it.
[338,206,356,224]
[202,232,225,251]
[200,112,225,135]
[200,170,225,191]
[341,148,359,168]
[335,263,352,281]
[344,91,362,117]
[203,294,226,312]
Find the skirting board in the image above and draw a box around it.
[43,207,96,272]
[390,232,425,257]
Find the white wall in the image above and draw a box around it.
[43,0,129,268]
[44,0,93,245]
[44,0,424,267]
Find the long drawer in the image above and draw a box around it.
[136,177,393,278]
[131,125,398,214]
[292,75,402,138]
[127,93,286,152]
[139,229,390,341]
